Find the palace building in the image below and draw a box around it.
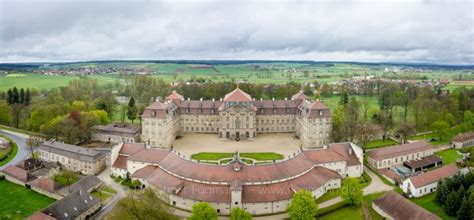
[141,88,332,149]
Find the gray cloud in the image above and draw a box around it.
[0,0,473,64]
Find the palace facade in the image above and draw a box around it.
[141,88,332,148]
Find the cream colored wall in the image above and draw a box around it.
[92,133,137,143]
[372,203,394,220]
[370,149,433,169]
[31,186,63,200]
[256,115,295,133]
[142,116,178,148]
[38,150,105,175]
[180,115,220,133]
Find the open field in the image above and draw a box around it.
[321,95,379,113]
[411,193,456,220]
[0,180,55,219]
[0,73,122,91]
[435,148,462,165]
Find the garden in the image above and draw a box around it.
[190,152,284,165]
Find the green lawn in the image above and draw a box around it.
[0,73,122,92]
[366,139,399,149]
[53,171,79,186]
[408,132,449,146]
[0,135,19,166]
[190,152,234,161]
[320,95,379,113]
[435,148,462,165]
[318,192,384,220]
[411,193,456,220]
[239,152,284,160]
[0,180,56,219]
[190,152,284,161]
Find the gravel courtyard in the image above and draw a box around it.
[172,133,302,158]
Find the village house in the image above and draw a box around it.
[38,141,107,175]
[452,131,474,148]
[367,141,433,169]
[401,164,458,198]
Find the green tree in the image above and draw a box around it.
[24,88,31,105]
[444,190,461,216]
[432,120,451,141]
[339,91,349,105]
[106,188,176,220]
[230,207,252,220]
[189,202,218,220]
[341,177,363,205]
[457,195,472,220]
[127,97,137,123]
[287,190,317,220]
[0,100,11,125]
[435,180,449,205]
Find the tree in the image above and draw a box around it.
[189,202,218,220]
[432,120,451,141]
[341,177,363,205]
[19,88,25,104]
[339,90,349,105]
[230,207,252,220]
[435,180,449,205]
[127,97,137,123]
[0,100,11,125]
[24,88,31,105]
[344,98,360,141]
[444,190,461,216]
[287,190,317,220]
[26,137,40,159]
[373,110,394,140]
[457,195,472,220]
[106,188,176,220]
[396,122,415,144]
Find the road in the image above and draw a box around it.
[90,169,128,220]
[0,130,30,170]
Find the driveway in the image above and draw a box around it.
[90,169,128,220]
[0,130,30,170]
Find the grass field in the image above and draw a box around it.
[366,139,399,149]
[0,180,55,219]
[190,152,284,161]
[408,132,449,146]
[411,193,456,220]
[435,148,462,165]
[321,95,379,113]
[0,73,122,91]
[318,192,384,220]
[316,172,372,203]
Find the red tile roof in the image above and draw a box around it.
[373,191,440,220]
[291,91,308,100]
[408,164,458,188]
[128,148,170,164]
[120,143,145,155]
[29,176,61,193]
[26,212,57,220]
[223,88,252,102]
[452,131,474,142]
[166,91,184,101]
[3,165,30,182]
[112,155,128,169]
[367,141,432,161]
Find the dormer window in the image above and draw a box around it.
[319,110,323,116]
[286,108,290,113]
[211,109,215,114]
[273,109,277,114]
[198,109,202,114]
[260,109,264,114]
[152,111,156,117]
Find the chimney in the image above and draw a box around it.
[349,148,352,155]
[272,97,275,101]
[285,97,287,101]
[155,98,160,102]
[260,98,263,101]
[220,98,223,102]
[187,98,190,101]
[200,98,203,101]
[212,98,215,102]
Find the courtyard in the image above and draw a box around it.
[172,133,302,159]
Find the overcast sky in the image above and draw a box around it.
[0,0,473,64]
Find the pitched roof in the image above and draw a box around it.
[16,158,42,170]
[127,148,170,164]
[373,191,440,220]
[223,88,252,102]
[2,165,31,182]
[119,143,145,155]
[291,90,308,100]
[112,155,127,169]
[39,141,106,163]
[66,176,102,193]
[452,131,474,142]
[26,212,57,220]
[29,176,61,193]
[43,190,100,219]
[165,91,184,100]
[408,164,458,188]
[367,141,432,161]
[403,155,442,170]
[92,123,140,135]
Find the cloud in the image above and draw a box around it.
[0,0,473,64]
